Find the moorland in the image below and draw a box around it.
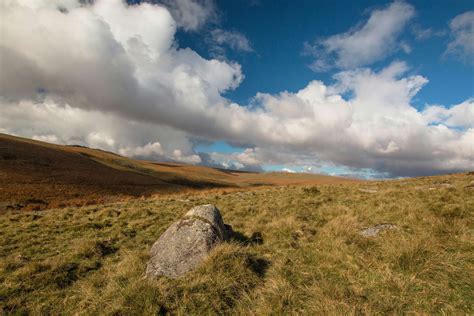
[0,134,473,314]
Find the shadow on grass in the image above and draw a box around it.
[230,231,264,246]
[228,230,269,277]
[244,256,269,278]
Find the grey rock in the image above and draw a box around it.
[146,204,232,279]
[360,223,397,237]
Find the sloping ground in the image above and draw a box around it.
[0,133,356,210]
[0,173,472,314]
[0,134,230,210]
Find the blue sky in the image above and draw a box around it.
[1,0,473,178]
[176,0,473,107]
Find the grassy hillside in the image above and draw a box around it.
[1,173,472,314]
[0,133,356,211]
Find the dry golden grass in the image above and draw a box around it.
[1,172,473,314]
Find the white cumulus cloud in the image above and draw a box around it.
[304,1,415,71]
[159,0,216,31]
[422,99,474,129]
[210,28,253,55]
[119,142,164,159]
[445,11,474,63]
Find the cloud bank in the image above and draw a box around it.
[1,0,473,177]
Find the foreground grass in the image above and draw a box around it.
[1,173,473,314]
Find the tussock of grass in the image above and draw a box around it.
[0,173,473,314]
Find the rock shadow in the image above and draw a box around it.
[244,255,269,278]
[229,231,264,246]
[228,230,269,277]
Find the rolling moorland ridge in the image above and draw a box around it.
[0,133,357,212]
[0,133,473,314]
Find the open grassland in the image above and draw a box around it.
[0,133,355,211]
[1,173,473,314]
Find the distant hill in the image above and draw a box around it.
[0,133,357,210]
